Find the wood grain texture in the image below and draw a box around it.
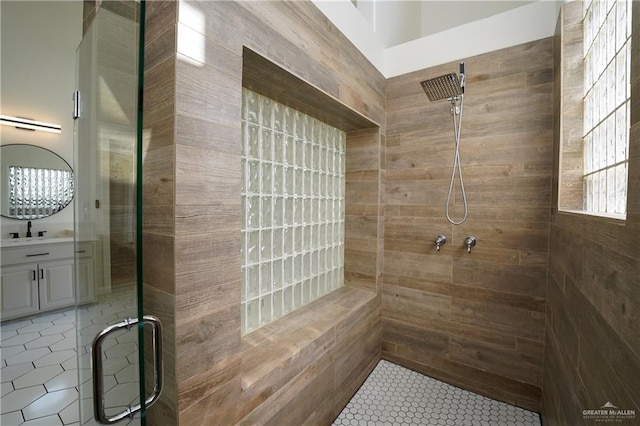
[175,145,241,206]
[449,336,543,387]
[143,55,175,126]
[141,0,385,423]
[142,144,174,207]
[240,355,335,426]
[344,128,384,295]
[143,284,178,426]
[178,377,243,426]
[144,0,176,68]
[175,57,241,128]
[383,38,553,410]
[237,2,342,102]
[174,231,240,282]
[541,3,640,425]
[175,114,241,155]
[141,3,179,424]
[238,287,379,424]
[557,2,585,210]
[176,304,241,408]
[142,232,175,295]
[383,347,542,412]
[243,48,379,132]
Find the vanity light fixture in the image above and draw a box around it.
[0,114,62,134]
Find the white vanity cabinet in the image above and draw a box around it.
[38,258,76,311]
[0,263,41,319]
[1,239,95,321]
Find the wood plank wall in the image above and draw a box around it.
[345,127,385,294]
[556,1,584,211]
[383,39,554,411]
[141,0,179,423]
[142,0,385,424]
[542,2,640,424]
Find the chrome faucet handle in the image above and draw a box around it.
[435,235,447,252]
[464,236,477,254]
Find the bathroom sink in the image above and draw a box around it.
[1,237,74,247]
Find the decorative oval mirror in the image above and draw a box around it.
[1,144,75,219]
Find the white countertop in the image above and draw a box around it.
[1,237,75,248]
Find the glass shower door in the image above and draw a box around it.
[73,1,160,424]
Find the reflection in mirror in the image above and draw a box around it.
[1,144,75,219]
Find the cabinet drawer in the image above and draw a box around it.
[1,242,73,266]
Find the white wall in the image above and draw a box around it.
[313,0,562,78]
[385,1,562,77]
[374,1,422,48]
[0,1,83,237]
[419,1,535,38]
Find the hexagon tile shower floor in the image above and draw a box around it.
[333,360,540,426]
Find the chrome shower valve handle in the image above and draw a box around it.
[435,235,447,252]
[464,236,477,254]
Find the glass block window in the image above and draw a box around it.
[8,166,74,219]
[240,88,346,335]
[582,0,631,215]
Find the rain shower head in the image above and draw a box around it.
[420,73,463,102]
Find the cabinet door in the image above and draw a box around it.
[1,264,40,320]
[76,256,95,305]
[39,259,75,311]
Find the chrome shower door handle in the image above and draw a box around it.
[142,315,164,410]
[92,315,163,424]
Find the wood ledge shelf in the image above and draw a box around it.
[242,47,380,132]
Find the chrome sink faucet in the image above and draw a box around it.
[26,220,33,238]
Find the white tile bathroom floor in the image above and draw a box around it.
[1,288,139,426]
[333,359,541,426]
